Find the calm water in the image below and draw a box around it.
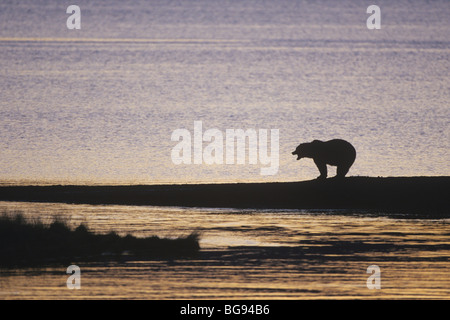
[0,201,449,299]
[0,0,449,184]
[0,0,449,300]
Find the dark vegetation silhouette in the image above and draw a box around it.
[292,139,356,179]
[0,212,200,267]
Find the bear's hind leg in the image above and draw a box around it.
[336,165,350,179]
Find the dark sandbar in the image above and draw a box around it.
[0,177,448,215]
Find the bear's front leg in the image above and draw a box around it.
[313,159,327,180]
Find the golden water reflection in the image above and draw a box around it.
[0,202,449,299]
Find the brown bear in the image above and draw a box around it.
[292,139,356,180]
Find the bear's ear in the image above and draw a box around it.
[311,140,322,144]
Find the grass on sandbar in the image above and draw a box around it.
[0,212,200,267]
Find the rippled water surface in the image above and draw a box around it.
[0,0,449,184]
[1,202,448,299]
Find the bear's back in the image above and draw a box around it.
[320,139,356,165]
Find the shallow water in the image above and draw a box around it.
[0,201,448,299]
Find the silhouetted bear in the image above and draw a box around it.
[292,139,356,179]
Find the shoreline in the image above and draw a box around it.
[0,176,448,215]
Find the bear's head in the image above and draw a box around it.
[292,140,321,160]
